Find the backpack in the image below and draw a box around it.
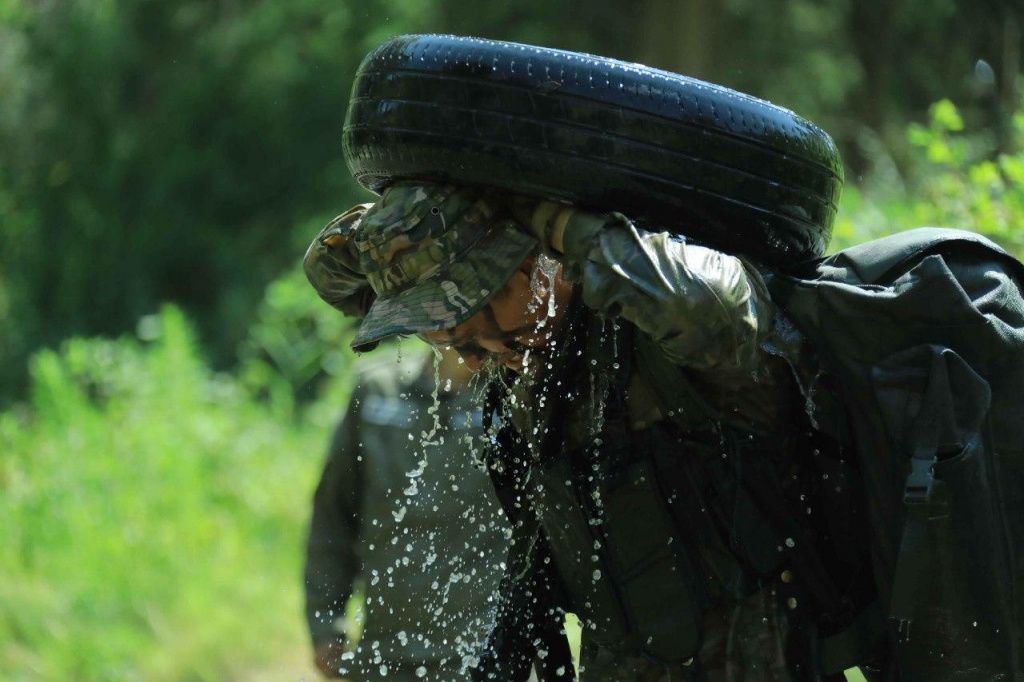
[767,227,1024,680]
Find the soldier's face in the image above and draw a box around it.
[420,259,572,372]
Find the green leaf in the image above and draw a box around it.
[999,155,1024,187]
[906,123,933,148]
[930,99,964,132]
[927,139,953,164]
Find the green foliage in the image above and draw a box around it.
[0,0,628,404]
[0,0,369,401]
[238,257,359,413]
[0,305,340,680]
[833,98,1024,258]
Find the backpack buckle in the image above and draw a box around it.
[903,457,936,505]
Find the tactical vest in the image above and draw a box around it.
[495,309,880,678]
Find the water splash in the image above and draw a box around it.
[403,349,444,499]
[527,253,560,331]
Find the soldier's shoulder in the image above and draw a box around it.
[352,345,431,399]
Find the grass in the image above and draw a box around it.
[0,306,343,680]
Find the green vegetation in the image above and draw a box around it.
[834,99,1024,258]
[0,306,354,679]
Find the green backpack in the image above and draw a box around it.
[768,227,1024,679]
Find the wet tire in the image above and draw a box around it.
[344,34,843,262]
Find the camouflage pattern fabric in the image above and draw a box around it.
[303,182,536,351]
[306,180,792,435]
[303,202,377,319]
[533,203,772,376]
[305,182,770,381]
[502,193,790,433]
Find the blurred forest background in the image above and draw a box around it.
[1,0,1022,679]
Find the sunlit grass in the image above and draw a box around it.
[0,306,337,680]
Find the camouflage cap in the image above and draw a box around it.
[304,203,377,320]
[346,182,537,351]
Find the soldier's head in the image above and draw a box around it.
[416,251,573,372]
[307,182,573,372]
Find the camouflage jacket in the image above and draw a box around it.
[511,208,803,446]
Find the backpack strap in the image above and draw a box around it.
[887,347,987,623]
[887,456,938,623]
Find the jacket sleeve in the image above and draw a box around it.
[303,387,365,647]
[556,209,774,373]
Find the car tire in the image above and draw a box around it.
[343,34,842,262]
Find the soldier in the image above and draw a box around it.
[304,184,883,681]
[304,345,512,681]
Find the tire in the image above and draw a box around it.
[343,34,842,263]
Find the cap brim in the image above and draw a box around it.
[350,227,537,351]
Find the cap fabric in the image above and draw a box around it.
[303,203,376,320]
[349,182,537,351]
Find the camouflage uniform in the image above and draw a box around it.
[305,184,876,681]
[304,350,510,681]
